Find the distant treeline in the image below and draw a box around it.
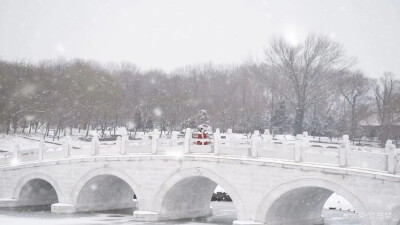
[0,35,399,146]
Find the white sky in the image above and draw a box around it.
[0,0,399,77]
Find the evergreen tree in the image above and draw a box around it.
[180,116,197,130]
[145,117,154,131]
[134,109,143,133]
[271,102,290,134]
[197,109,209,125]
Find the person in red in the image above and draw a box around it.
[197,128,208,145]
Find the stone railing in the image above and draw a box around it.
[1,128,399,174]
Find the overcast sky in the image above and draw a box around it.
[0,0,399,77]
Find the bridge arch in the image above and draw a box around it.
[152,167,247,221]
[13,172,65,206]
[255,177,371,225]
[70,167,143,212]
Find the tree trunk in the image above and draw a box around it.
[12,115,18,134]
[351,103,356,144]
[53,116,63,141]
[6,116,11,135]
[85,123,90,138]
[380,123,390,147]
[22,119,26,133]
[46,122,51,137]
[294,107,305,135]
[114,115,118,136]
[34,122,38,133]
[44,122,50,140]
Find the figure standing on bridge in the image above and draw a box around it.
[197,128,208,145]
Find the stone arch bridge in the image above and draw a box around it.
[1,129,400,225]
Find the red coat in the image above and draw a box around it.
[197,132,208,145]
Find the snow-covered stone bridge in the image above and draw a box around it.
[1,129,400,225]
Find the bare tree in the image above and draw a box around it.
[375,72,398,146]
[264,35,353,134]
[336,70,372,141]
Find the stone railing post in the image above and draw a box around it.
[302,131,309,147]
[214,128,221,155]
[12,144,20,165]
[91,132,99,156]
[184,128,192,154]
[151,129,160,154]
[339,135,350,167]
[116,136,122,154]
[226,128,233,145]
[120,130,128,155]
[38,140,45,161]
[386,140,397,174]
[64,136,72,158]
[171,131,178,142]
[262,129,272,143]
[295,134,303,163]
[251,130,261,157]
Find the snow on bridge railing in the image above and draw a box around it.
[1,128,399,175]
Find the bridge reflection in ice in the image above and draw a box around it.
[0,202,360,225]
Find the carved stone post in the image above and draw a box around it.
[91,132,99,156]
[251,130,261,157]
[120,128,128,155]
[12,144,20,165]
[214,128,221,155]
[339,135,350,167]
[262,129,272,143]
[64,135,72,158]
[226,128,233,145]
[152,129,160,154]
[116,136,122,154]
[38,140,45,161]
[386,140,397,174]
[295,134,303,163]
[184,128,192,154]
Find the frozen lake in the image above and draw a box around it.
[0,202,361,225]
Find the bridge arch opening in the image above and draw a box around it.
[257,179,370,225]
[76,174,136,212]
[18,178,59,208]
[154,169,246,222]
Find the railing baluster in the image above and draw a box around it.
[339,135,349,167]
[295,134,303,163]
[91,133,99,156]
[39,140,45,161]
[12,144,20,164]
[386,140,397,174]
[251,130,261,158]
[184,128,192,154]
[152,129,160,154]
[121,134,128,155]
[214,129,221,155]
